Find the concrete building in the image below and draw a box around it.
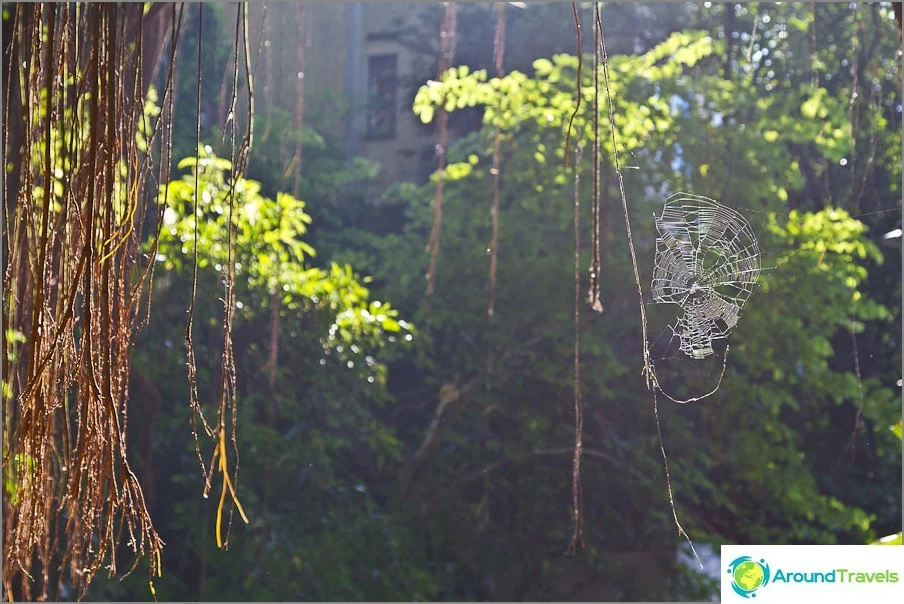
[253,2,443,191]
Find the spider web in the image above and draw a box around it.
[649,192,762,370]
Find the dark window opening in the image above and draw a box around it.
[367,54,398,139]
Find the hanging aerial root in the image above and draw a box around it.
[565,1,585,555]
[486,2,505,322]
[593,6,702,569]
[2,2,179,599]
[185,3,215,496]
[563,2,582,170]
[200,1,254,550]
[424,2,457,308]
[587,3,603,314]
[213,430,250,549]
[567,142,585,555]
[651,390,701,565]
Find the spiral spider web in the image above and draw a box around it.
[651,193,762,362]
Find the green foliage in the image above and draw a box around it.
[873,532,904,546]
[156,146,411,380]
[90,5,900,601]
[164,150,316,286]
[702,207,897,544]
[2,450,35,506]
[872,422,903,546]
[246,108,380,204]
[87,148,424,601]
[892,421,903,442]
[359,24,899,600]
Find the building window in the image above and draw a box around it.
[366,54,397,139]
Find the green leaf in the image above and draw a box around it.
[801,93,822,120]
[533,58,553,75]
[177,156,198,170]
[872,532,903,545]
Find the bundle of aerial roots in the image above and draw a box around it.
[2,4,170,599]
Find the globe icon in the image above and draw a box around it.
[733,560,765,592]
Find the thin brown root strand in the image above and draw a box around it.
[564,1,585,554]
[568,141,586,555]
[588,3,603,314]
[486,1,505,323]
[563,2,582,170]
[424,2,457,309]
[652,391,702,570]
[594,5,701,564]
